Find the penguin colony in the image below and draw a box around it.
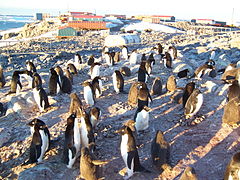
[0,39,239,180]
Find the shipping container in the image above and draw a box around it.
[58,27,77,37]
[104,34,141,47]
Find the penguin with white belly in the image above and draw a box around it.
[63,113,81,168]
[7,71,23,95]
[33,84,49,113]
[49,68,61,95]
[82,81,95,106]
[80,110,95,152]
[129,49,138,65]
[90,63,101,80]
[116,125,150,179]
[27,118,50,163]
[91,76,102,98]
[121,45,128,60]
[134,106,151,132]
[89,107,101,129]
[112,70,124,93]
[26,61,37,73]
[32,72,42,89]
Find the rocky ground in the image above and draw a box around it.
[0,29,240,180]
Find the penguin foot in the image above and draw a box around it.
[179,115,205,126]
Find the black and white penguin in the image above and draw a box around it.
[67,63,78,75]
[110,51,116,65]
[134,106,151,132]
[163,52,172,69]
[224,152,240,180]
[147,53,155,67]
[89,107,101,129]
[64,69,73,85]
[19,70,33,89]
[102,46,109,60]
[194,64,214,79]
[157,43,163,55]
[0,102,6,116]
[27,118,50,163]
[74,53,82,64]
[80,147,109,180]
[32,72,42,89]
[0,65,6,88]
[205,59,215,66]
[69,92,83,117]
[33,85,50,112]
[82,81,95,106]
[80,111,95,150]
[145,60,152,75]
[26,61,36,73]
[129,49,138,65]
[63,113,81,168]
[88,55,95,66]
[168,46,177,60]
[112,70,124,93]
[120,66,131,77]
[151,130,170,171]
[141,53,147,62]
[91,76,102,98]
[138,84,152,109]
[179,166,198,180]
[116,125,149,179]
[166,75,177,93]
[184,89,203,119]
[104,52,113,66]
[8,71,22,94]
[54,66,64,83]
[121,45,128,60]
[182,82,195,108]
[150,77,162,96]
[177,69,189,79]
[90,62,101,80]
[138,62,150,83]
[49,68,61,95]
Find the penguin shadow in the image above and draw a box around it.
[187,126,240,179]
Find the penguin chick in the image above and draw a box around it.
[80,147,109,180]
[69,92,83,118]
[89,107,101,129]
[151,130,171,171]
[224,152,240,180]
[179,166,198,180]
[67,63,78,75]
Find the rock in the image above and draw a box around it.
[173,62,194,76]
[222,97,240,125]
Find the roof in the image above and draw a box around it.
[152,15,174,18]
[73,15,104,19]
[196,19,214,21]
[58,26,74,30]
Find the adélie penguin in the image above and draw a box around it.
[90,63,101,80]
[32,72,42,89]
[33,85,50,112]
[138,62,150,83]
[134,105,151,132]
[63,113,80,168]
[91,76,102,98]
[49,68,61,95]
[138,84,152,109]
[82,81,95,106]
[89,107,101,129]
[0,65,6,88]
[27,118,50,163]
[182,82,195,108]
[224,151,240,180]
[116,125,150,179]
[112,70,124,93]
[184,89,203,120]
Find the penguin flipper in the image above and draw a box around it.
[92,159,109,165]
[127,151,135,170]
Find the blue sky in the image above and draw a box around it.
[0,0,239,22]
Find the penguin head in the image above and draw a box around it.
[50,68,57,75]
[205,59,215,66]
[155,130,165,144]
[232,152,240,163]
[67,113,76,124]
[115,125,132,135]
[81,147,90,158]
[123,120,136,132]
[27,118,46,129]
[81,81,91,87]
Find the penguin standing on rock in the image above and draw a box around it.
[60,74,72,94]
[138,62,150,83]
[80,110,95,151]
[90,63,101,80]
[116,126,150,179]
[166,75,177,93]
[33,85,50,112]
[89,107,101,129]
[88,55,95,66]
[27,118,50,163]
[82,81,95,106]
[228,80,240,101]
[120,67,131,77]
[177,69,189,79]
[0,66,6,88]
[49,68,61,95]
[168,46,177,60]
[134,105,151,132]
[182,82,195,108]
[91,76,102,98]
[150,77,162,96]
[63,113,80,169]
[163,52,172,69]
[121,45,128,60]
[184,88,203,120]
[151,130,171,171]
[64,69,73,85]
[194,64,214,79]
[80,147,109,180]
[8,71,22,94]
[69,92,83,117]
[128,82,146,107]
[129,49,138,65]
[112,70,124,93]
